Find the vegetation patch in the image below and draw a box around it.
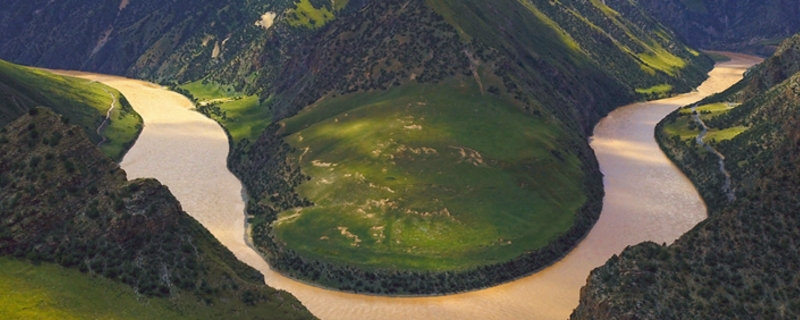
[704,52,732,62]
[286,0,335,29]
[637,46,687,76]
[662,102,748,152]
[179,80,270,144]
[636,84,673,96]
[332,0,350,11]
[0,257,208,319]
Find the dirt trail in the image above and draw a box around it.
[95,86,117,148]
[691,105,736,202]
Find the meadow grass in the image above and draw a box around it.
[677,102,737,119]
[286,0,335,28]
[666,102,748,147]
[704,52,732,62]
[0,256,309,320]
[636,84,673,95]
[276,78,585,271]
[180,80,239,100]
[333,0,349,11]
[180,80,270,144]
[663,114,701,143]
[638,46,687,76]
[0,257,187,319]
[703,126,749,142]
[0,60,142,162]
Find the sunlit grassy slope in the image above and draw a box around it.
[0,59,141,161]
[426,0,698,98]
[0,257,190,319]
[276,78,585,270]
[0,256,310,320]
[663,102,749,147]
[286,0,335,28]
[180,80,270,144]
[636,84,674,95]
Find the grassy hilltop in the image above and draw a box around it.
[276,79,585,271]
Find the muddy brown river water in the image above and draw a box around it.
[52,52,761,319]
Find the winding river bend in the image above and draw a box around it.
[54,53,760,319]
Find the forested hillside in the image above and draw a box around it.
[573,34,800,319]
[606,0,800,55]
[0,0,294,81]
[0,108,315,319]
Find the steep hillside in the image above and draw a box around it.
[606,0,800,55]
[573,34,800,319]
[0,0,294,82]
[0,59,141,161]
[0,108,315,319]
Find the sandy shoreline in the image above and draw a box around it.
[49,52,762,319]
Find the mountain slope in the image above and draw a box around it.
[0,108,315,319]
[0,59,141,161]
[573,34,800,319]
[605,0,800,55]
[0,0,296,81]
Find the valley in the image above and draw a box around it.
[58,53,756,319]
[2,0,795,318]
[0,0,716,295]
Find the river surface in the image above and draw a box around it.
[52,52,760,319]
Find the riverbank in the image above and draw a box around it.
[67,53,758,319]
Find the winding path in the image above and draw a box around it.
[94,86,118,148]
[51,52,760,320]
[690,104,736,202]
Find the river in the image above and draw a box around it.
[53,52,761,319]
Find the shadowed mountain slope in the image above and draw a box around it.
[0,108,315,319]
[606,0,800,55]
